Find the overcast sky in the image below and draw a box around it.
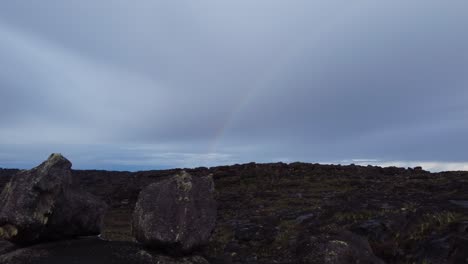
[1,1,468,171]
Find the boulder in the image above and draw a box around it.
[0,237,209,264]
[0,154,107,245]
[133,171,217,254]
[296,230,385,264]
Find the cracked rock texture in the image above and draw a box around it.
[0,154,107,245]
[132,171,217,254]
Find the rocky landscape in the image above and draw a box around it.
[0,154,216,263]
[0,156,467,263]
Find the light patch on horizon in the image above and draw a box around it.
[374,161,468,173]
[339,159,468,172]
[102,152,236,169]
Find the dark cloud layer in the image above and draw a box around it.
[1,1,467,171]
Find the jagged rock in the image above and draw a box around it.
[234,216,279,243]
[0,237,209,264]
[351,219,392,243]
[295,213,315,224]
[0,240,16,255]
[296,230,385,264]
[133,171,217,254]
[0,154,107,245]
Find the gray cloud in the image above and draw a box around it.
[1,1,468,171]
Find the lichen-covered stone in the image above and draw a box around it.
[132,171,217,254]
[0,154,107,245]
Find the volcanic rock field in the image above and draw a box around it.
[0,158,467,263]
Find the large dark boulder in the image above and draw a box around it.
[133,171,217,254]
[0,237,209,264]
[0,154,107,245]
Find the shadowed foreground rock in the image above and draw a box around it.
[0,154,107,245]
[297,230,385,264]
[0,240,15,255]
[133,171,217,254]
[0,238,209,264]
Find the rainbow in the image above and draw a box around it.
[208,47,303,154]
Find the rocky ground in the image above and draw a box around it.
[0,237,209,264]
[1,162,467,263]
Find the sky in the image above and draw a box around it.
[1,1,468,172]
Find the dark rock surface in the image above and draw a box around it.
[133,171,217,254]
[0,240,16,255]
[0,169,17,190]
[0,154,107,245]
[1,162,467,263]
[296,230,385,264]
[0,237,209,264]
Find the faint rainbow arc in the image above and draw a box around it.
[208,48,304,154]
